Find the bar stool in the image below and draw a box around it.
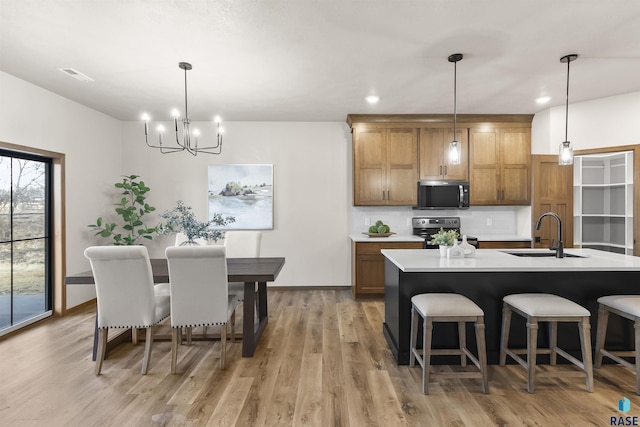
[409,293,489,394]
[499,293,593,393]
[595,295,640,395]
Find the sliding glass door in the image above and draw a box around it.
[0,150,52,335]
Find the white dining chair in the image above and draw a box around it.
[165,245,239,372]
[224,230,262,302]
[84,245,171,375]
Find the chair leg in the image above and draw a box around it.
[475,317,489,394]
[141,326,153,375]
[202,326,208,338]
[171,328,179,374]
[549,321,558,365]
[186,327,192,345]
[410,306,417,367]
[230,308,236,342]
[423,317,433,395]
[132,328,138,346]
[458,321,467,367]
[594,305,610,368]
[220,323,227,370]
[499,304,512,366]
[526,319,538,393]
[634,321,640,395]
[95,328,108,375]
[579,317,594,392]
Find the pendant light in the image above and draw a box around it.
[559,54,578,165]
[448,53,463,165]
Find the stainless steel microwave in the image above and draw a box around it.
[416,181,470,210]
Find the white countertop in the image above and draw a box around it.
[350,234,425,243]
[381,248,640,272]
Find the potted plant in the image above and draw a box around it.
[160,200,235,245]
[88,175,162,245]
[429,228,459,256]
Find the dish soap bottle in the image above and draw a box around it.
[459,235,476,258]
[447,239,464,259]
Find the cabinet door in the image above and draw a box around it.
[469,128,500,204]
[386,128,418,205]
[419,128,445,180]
[354,128,386,205]
[356,254,386,294]
[443,128,469,181]
[500,128,531,204]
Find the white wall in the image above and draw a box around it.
[120,121,352,287]
[532,91,640,153]
[0,71,123,307]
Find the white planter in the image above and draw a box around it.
[439,245,451,257]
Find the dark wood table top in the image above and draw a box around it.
[64,257,286,285]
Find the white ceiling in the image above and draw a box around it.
[2,0,640,122]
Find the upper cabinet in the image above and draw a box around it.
[469,126,531,205]
[352,126,418,206]
[347,114,533,207]
[418,128,469,181]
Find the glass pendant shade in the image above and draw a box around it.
[559,141,573,165]
[448,140,461,165]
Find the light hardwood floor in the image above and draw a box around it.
[0,289,638,426]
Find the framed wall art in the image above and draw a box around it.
[208,164,273,230]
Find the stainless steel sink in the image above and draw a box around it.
[502,251,586,258]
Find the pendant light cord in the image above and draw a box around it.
[184,67,189,119]
[564,58,570,142]
[453,59,457,136]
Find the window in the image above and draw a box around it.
[0,149,53,335]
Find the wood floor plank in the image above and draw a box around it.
[2,289,640,426]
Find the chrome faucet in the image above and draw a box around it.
[535,212,564,258]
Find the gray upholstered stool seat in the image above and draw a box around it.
[595,295,640,395]
[499,293,593,393]
[410,293,488,394]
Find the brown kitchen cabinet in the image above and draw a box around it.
[478,240,532,249]
[469,126,531,205]
[351,240,423,298]
[419,127,469,181]
[352,126,418,206]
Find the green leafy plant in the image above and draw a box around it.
[428,228,459,246]
[160,200,235,244]
[88,175,162,245]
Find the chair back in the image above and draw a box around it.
[84,246,157,329]
[224,231,262,258]
[165,245,230,327]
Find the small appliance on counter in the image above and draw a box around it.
[415,180,470,210]
[412,216,478,249]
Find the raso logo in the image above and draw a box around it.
[611,397,638,426]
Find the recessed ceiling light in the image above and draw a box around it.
[57,67,94,82]
[365,95,380,104]
[536,96,551,104]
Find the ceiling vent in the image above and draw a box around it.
[57,67,94,82]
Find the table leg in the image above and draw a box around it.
[242,281,269,357]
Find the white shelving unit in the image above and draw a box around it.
[574,151,634,254]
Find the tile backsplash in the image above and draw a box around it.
[350,205,531,238]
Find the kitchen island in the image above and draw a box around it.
[382,248,640,365]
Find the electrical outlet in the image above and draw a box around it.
[364,217,371,226]
[486,218,493,226]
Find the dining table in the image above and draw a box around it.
[64,257,286,359]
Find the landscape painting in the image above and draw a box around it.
[208,164,273,230]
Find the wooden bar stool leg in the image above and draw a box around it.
[410,306,417,367]
[635,321,640,395]
[476,317,489,394]
[499,304,512,366]
[549,321,558,365]
[458,321,467,367]
[594,305,610,368]
[423,317,433,394]
[527,319,539,393]
[578,318,594,392]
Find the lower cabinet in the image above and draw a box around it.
[478,241,531,249]
[351,241,423,298]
